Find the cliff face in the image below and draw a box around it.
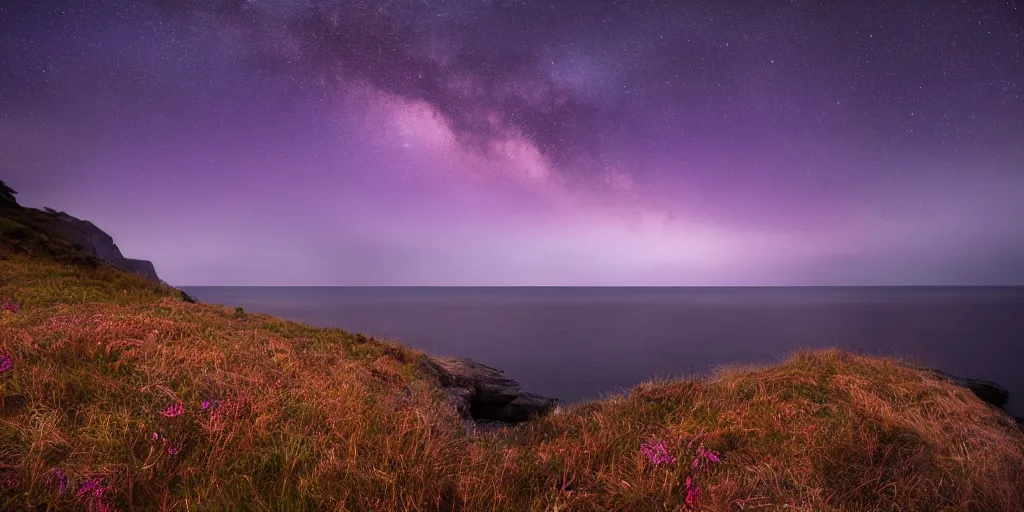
[50,214,133,273]
[125,258,161,283]
[49,213,163,283]
[0,200,162,284]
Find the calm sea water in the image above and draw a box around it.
[182,287,1024,415]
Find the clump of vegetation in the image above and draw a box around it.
[233,305,246,318]
[2,204,1023,511]
[180,291,198,304]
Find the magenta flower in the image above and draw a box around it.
[77,477,104,498]
[161,402,184,418]
[167,445,180,455]
[1,300,18,312]
[699,445,720,463]
[152,432,160,441]
[0,354,11,373]
[640,441,677,466]
[684,476,702,507]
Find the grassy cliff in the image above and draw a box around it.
[2,202,1023,511]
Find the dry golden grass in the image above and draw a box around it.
[484,350,1024,511]
[2,208,1023,511]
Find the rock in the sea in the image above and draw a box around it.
[423,357,558,425]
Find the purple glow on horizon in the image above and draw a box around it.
[1,1,1021,285]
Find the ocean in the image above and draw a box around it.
[182,287,1024,415]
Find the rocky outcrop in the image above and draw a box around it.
[125,258,161,283]
[422,357,558,426]
[955,377,1010,409]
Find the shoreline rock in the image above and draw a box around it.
[422,357,558,426]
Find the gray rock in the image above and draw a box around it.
[423,357,557,425]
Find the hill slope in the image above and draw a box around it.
[2,200,1023,511]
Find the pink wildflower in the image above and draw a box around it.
[168,445,180,455]
[201,400,210,410]
[698,443,720,463]
[0,354,11,373]
[1,300,18,312]
[161,402,184,418]
[640,441,677,466]
[152,432,160,441]
[684,476,702,507]
[77,477,104,498]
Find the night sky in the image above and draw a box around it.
[2,0,1022,285]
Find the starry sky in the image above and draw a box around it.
[2,0,1022,285]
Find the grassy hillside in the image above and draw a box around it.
[2,204,1023,511]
